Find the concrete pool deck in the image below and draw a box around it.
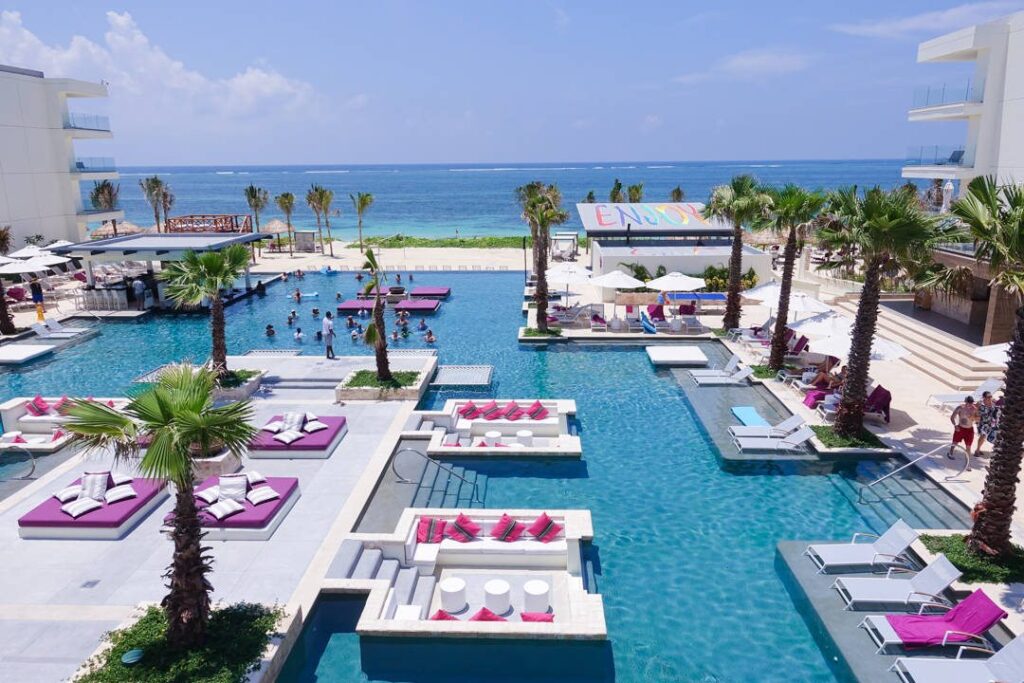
[0,354,429,681]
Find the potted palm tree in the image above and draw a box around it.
[703,175,773,332]
[63,364,256,648]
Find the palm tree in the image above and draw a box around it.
[244,184,269,233]
[583,191,596,203]
[627,183,644,203]
[350,192,374,251]
[670,186,684,202]
[306,185,325,254]
[362,249,393,382]
[63,364,255,649]
[703,175,773,331]
[139,176,166,233]
[920,176,1024,557]
[757,185,825,370]
[275,192,296,257]
[0,225,15,335]
[160,245,250,377]
[517,183,569,332]
[161,186,175,228]
[90,180,120,237]
[319,188,336,257]
[818,186,943,437]
[609,179,625,203]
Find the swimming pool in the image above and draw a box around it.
[1,271,964,681]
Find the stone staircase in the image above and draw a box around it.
[411,459,487,508]
[327,539,437,620]
[829,294,1002,390]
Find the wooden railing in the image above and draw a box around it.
[164,214,252,233]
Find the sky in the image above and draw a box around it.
[0,0,1020,165]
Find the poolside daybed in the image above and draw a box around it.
[0,428,71,453]
[165,473,300,541]
[409,286,451,299]
[249,413,348,459]
[394,299,441,313]
[336,299,376,314]
[0,395,129,434]
[18,473,168,540]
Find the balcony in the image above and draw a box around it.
[909,79,983,121]
[71,157,117,177]
[64,112,111,132]
[903,145,975,180]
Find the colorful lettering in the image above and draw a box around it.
[594,205,615,226]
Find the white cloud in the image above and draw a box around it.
[640,114,663,132]
[829,1,1023,39]
[674,48,810,85]
[0,10,316,122]
[554,7,570,28]
[344,93,370,110]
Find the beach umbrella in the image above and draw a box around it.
[261,218,290,250]
[0,255,17,265]
[972,343,1009,365]
[743,281,782,302]
[646,272,705,292]
[590,270,645,319]
[785,293,831,318]
[788,311,853,337]
[46,240,75,249]
[547,262,591,276]
[0,257,57,275]
[28,254,70,268]
[811,334,909,362]
[545,268,591,305]
[8,245,46,259]
[90,221,144,239]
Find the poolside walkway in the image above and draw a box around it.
[0,354,428,682]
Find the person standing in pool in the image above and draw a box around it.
[265,324,276,337]
[294,288,302,304]
[323,311,336,359]
[294,327,304,342]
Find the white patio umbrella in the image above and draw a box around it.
[743,281,782,302]
[811,334,910,362]
[547,261,592,277]
[646,272,706,292]
[786,293,832,317]
[0,255,17,265]
[545,269,591,303]
[972,343,1009,365]
[26,254,70,268]
[590,270,645,319]
[8,245,46,259]
[45,240,75,249]
[788,311,853,337]
[0,257,59,275]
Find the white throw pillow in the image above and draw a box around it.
[54,484,82,503]
[303,420,329,434]
[305,412,318,423]
[261,420,284,434]
[110,472,133,486]
[246,486,280,506]
[273,430,304,445]
[245,470,266,486]
[195,486,220,505]
[61,497,102,519]
[206,499,244,520]
[104,484,137,505]
[218,475,248,502]
[80,472,110,501]
[281,412,305,432]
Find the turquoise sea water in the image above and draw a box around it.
[1,272,920,680]
[105,160,905,240]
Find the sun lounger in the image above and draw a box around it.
[889,631,1024,683]
[590,314,607,332]
[733,426,815,452]
[804,519,917,573]
[691,355,741,377]
[693,367,754,386]
[730,406,769,427]
[729,414,804,439]
[926,378,1002,411]
[728,317,773,341]
[831,554,961,611]
[30,323,76,339]
[859,590,1007,654]
[44,318,90,334]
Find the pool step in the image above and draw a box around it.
[411,460,486,509]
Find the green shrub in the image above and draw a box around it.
[750,364,777,379]
[350,235,527,249]
[810,425,887,449]
[921,534,1024,584]
[218,369,260,389]
[523,327,563,337]
[345,370,419,389]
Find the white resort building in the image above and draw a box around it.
[0,64,121,246]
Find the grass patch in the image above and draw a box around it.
[810,425,887,449]
[217,369,261,389]
[921,534,1024,584]
[709,327,728,338]
[79,603,282,683]
[750,364,777,379]
[352,235,527,249]
[522,327,563,337]
[345,369,419,389]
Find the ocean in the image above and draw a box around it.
[103,160,906,240]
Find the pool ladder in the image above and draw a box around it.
[858,443,970,504]
[391,447,484,505]
[0,444,38,481]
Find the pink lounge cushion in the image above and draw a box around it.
[417,516,447,543]
[490,513,526,543]
[24,401,45,417]
[526,400,550,421]
[12,435,27,444]
[445,513,481,543]
[527,512,563,543]
[32,395,50,413]
[430,609,458,621]
[485,401,519,421]
[469,607,506,622]
[53,396,70,414]
[521,612,554,622]
[506,409,526,421]
[477,401,501,419]
[51,429,66,441]
[106,400,116,409]
[457,401,478,418]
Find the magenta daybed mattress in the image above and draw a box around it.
[394,299,441,312]
[336,300,376,313]
[18,478,165,529]
[249,416,347,451]
[192,476,299,529]
[409,286,451,298]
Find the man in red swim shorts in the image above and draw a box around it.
[949,395,979,470]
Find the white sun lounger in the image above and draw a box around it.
[728,414,804,439]
[804,519,918,573]
[831,554,961,611]
[926,378,1002,410]
[44,318,90,334]
[30,323,76,339]
[890,633,1024,683]
[690,354,740,377]
[732,426,815,452]
[694,367,754,386]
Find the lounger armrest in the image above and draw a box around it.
[871,552,910,565]
[886,566,915,578]
[851,532,879,543]
[917,602,953,615]
[956,644,995,659]
[942,630,989,647]
[906,591,950,605]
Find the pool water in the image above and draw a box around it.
[3,272,932,681]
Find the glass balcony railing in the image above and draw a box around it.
[64,112,111,131]
[937,243,977,256]
[905,145,972,167]
[71,157,116,173]
[912,79,984,108]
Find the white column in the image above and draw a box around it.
[244,265,252,290]
[85,259,95,286]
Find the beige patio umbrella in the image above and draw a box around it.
[90,221,144,239]
[262,218,290,251]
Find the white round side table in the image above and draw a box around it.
[439,577,467,614]
[523,579,550,613]
[484,578,511,615]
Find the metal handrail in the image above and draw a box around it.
[391,447,483,505]
[858,443,970,503]
[0,444,37,481]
